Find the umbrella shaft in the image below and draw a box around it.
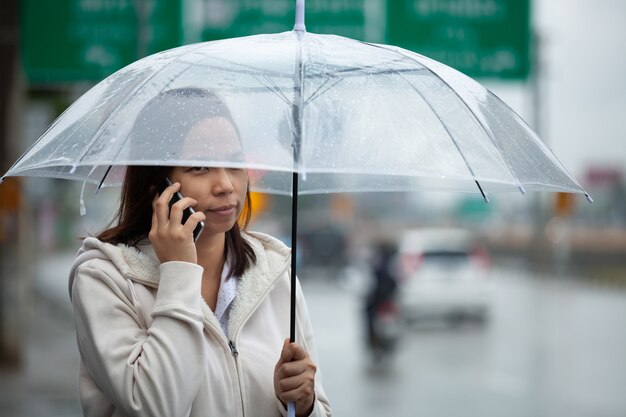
[290,172,298,343]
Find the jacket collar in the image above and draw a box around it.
[227,232,291,339]
[70,231,292,337]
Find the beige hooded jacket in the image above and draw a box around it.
[69,231,331,417]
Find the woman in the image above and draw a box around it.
[69,88,332,417]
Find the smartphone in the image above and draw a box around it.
[164,178,205,242]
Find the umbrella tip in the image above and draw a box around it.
[293,0,306,32]
[584,193,594,203]
[70,164,78,174]
[474,180,489,203]
[518,185,526,195]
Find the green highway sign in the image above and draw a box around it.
[22,0,182,84]
[387,0,531,79]
[22,0,530,83]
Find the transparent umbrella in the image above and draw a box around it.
[2,3,589,410]
[2,20,589,199]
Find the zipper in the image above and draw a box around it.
[197,255,291,416]
[228,258,291,417]
[228,340,239,357]
[202,320,245,416]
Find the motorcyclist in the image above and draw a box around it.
[364,242,399,360]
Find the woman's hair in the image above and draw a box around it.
[97,88,256,277]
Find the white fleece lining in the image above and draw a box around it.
[109,231,292,341]
[120,243,160,286]
[228,233,291,341]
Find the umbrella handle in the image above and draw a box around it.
[288,401,296,417]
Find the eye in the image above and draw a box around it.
[189,167,209,172]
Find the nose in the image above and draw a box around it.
[211,168,234,195]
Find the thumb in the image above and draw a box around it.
[279,338,294,363]
[289,342,309,361]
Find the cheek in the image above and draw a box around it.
[180,179,205,200]
[233,171,248,193]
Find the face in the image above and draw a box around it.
[169,117,248,238]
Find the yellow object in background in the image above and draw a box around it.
[554,192,576,217]
[247,192,270,225]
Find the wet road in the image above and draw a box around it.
[303,267,626,417]
[1,261,625,417]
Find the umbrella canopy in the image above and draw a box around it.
[2,31,588,201]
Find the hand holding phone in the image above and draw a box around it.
[164,178,205,242]
[151,179,205,264]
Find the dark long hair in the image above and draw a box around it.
[97,88,256,277]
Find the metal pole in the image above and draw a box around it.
[529,28,550,271]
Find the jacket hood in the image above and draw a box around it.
[68,237,159,298]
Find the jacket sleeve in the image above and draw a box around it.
[277,278,332,417]
[72,260,206,417]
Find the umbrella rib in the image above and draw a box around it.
[264,74,292,105]
[192,57,423,81]
[101,58,211,172]
[304,76,344,106]
[251,74,292,106]
[4,86,125,181]
[304,77,333,105]
[364,43,526,195]
[482,88,589,198]
[201,53,292,79]
[396,72,490,202]
[309,64,421,80]
[68,43,209,173]
[96,165,113,193]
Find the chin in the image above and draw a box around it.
[205,221,238,236]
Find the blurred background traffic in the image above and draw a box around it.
[1,0,625,416]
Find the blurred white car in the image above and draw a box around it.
[396,228,492,324]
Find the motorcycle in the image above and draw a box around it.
[366,298,401,363]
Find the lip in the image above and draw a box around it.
[207,204,237,216]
